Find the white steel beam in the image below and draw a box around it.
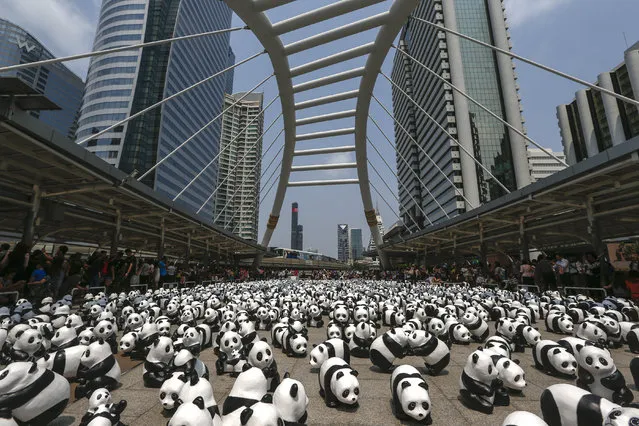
[293,67,365,93]
[294,146,356,156]
[296,128,355,141]
[290,43,375,77]
[291,163,357,172]
[284,12,389,55]
[253,0,294,12]
[295,90,359,110]
[296,110,357,126]
[289,179,359,187]
[272,0,386,35]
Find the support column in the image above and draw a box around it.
[557,105,577,165]
[158,217,165,259]
[110,209,121,257]
[22,184,41,247]
[624,48,639,115]
[520,215,530,262]
[487,0,531,189]
[442,0,480,209]
[586,197,606,286]
[185,233,191,261]
[576,89,599,157]
[598,72,626,146]
[479,222,488,274]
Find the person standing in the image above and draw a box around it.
[554,254,570,290]
[139,259,151,285]
[157,257,167,285]
[120,249,136,291]
[49,245,68,298]
[520,260,535,286]
[535,254,556,291]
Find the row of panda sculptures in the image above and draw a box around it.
[2,281,639,425]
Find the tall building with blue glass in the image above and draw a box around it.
[78,0,234,218]
[391,0,531,228]
[0,18,84,139]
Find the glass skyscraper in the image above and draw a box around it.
[0,18,84,139]
[391,0,530,227]
[78,0,234,218]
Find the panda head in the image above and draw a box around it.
[79,328,95,346]
[125,313,143,331]
[147,336,174,363]
[94,320,115,340]
[605,407,639,426]
[333,307,349,324]
[408,330,431,349]
[182,327,200,349]
[353,307,369,323]
[157,321,171,337]
[388,328,409,345]
[180,310,194,324]
[428,319,445,335]
[229,367,268,400]
[14,328,43,354]
[465,349,498,383]
[497,319,517,340]
[121,306,134,318]
[239,320,256,337]
[557,315,574,333]
[523,326,541,346]
[233,402,282,426]
[222,310,236,322]
[51,325,77,347]
[398,379,431,421]
[578,343,615,376]
[462,312,478,325]
[331,367,360,405]
[219,331,242,354]
[577,322,607,343]
[0,362,43,394]
[87,388,112,410]
[452,324,471,343]
[119,332,138,353]
[65,314,83,330]
[343,324,356,341]
[549,347,577,376]
[273,375,309,420]
[167,396,211,426]
[247,341,273,369]
[82,339,113,368]
[485,340,510,358]
[52,305,70,329]
[326,324,342,340]
[220,321,237,333]
[308,305,320,318]
[289,334,308,355]
[496,358,526,390]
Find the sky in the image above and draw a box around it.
[1,0,639,258]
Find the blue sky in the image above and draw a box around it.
[2,0,639,257]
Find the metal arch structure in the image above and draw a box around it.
[224,0,419,269]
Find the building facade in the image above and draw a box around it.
[77,0,234,218]
[527,148,566,182]
[290,202,303,250]
[349,228,363,262]
[557,41,639,165]
[337,224,349,263]
[0,18,84,138]
[391,0,530,228]
[214,92,263,241]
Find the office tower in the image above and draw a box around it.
[367,211,385,252]
[296,224,303,251]
[527,148,566,182]
[557,41,639,165]
[350,228,363,261]
[291,202,301,250]
[77,0,234,217]
[214,92,264,241]
[337,224,349,262]
[0,18,84,138]
[391,0,530,227]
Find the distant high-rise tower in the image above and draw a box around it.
[350,228,363,261]
[367,211,385,252]
[214,92,264,241]
[291,203,303,250]
[77,0,235,218]
[337,224,349,262]
[391,0,530,228]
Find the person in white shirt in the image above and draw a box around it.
[554,254,570,289]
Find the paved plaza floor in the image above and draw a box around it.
[53,322,639,426]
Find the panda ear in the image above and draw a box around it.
[15,330,24,339]
[503,360,510,368]
[28,362,37,374]
[192,396,205,410]
[242,363,252,373]
[336,371,344,380]
[312,344,317,348]
[240,407,254,426]
[177,374,187,383]
[513,359,521,365]
[401,381,411,389]
[419,382,429,391]
[289,383,299,398]
[351,370,358,377]
[246,343,253,353]
[472,353,479,364]
[552,348,561,355]
[283,372,290,379]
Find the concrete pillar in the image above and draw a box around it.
[557,105,577,165]
[22,185,41,247]
[598,72,626,146]
[586,197,606,286]
[110,209,121,257]
[487,0,531,189]
[158,217,165,259]
[442,0,481,209]
[576,89,599,157]
[520,216,530,262]
[185,233,191,261]
[624,48,639,115]
[479,222,488,274]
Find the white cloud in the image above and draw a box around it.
[0,0,99,78]
[504,0,573,27]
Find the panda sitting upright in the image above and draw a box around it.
[576,342,634,405]
[75,339,122,399]
[459,348,500,414]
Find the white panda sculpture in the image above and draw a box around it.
[222,401,280,426]
[458,348,499,414]
[168,396,213,426]
[348,321,376,358]
[273,373,309,425]
[37,343,85,380]
[309,338,350,369]
[532,340,577,377]
[246,340,280,392]
[143,336,174,388]
[406,330,450,376]
[501,411,548,426]
[215,331,247,376]
[80,387,127,426]
[159,372,188,412]
[221,366,269,416]
[390,365,432,424]
[177,373,220,420]
[461,312,489,342]
[118,332,138,355]
[75,339,122,398]
[10,328,44,362]
[540,383,639,426]
[369,328,409,372]
[0,362,70,425]
[575,343,633,405]
[318,357,360,408]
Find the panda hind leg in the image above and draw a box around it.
[459,390,493,414]
[425,353,450,376]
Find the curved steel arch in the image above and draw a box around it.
[225,0,419,268]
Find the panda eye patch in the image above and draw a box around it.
[342,390,349,398]
[514,375,521,382]
[599,357,608,366]
[0,370,8,380]
[561,361,569,368]
[408,402,416,410]
[171,393,178,401]
[586,356,593,365]
[422,402,429,410]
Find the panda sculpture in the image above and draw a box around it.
[282,330,308,358]
[222,401,280,426]
[485,335,512,359]
[326,322,343,341]
[159,372,188,412]
[215,330,247,376]
[461,312,489,342]
[142,336,174,388]
[545,312,574,335]
[246,340,280,392]
[369,328,409,372]
[118,332,138,356]
[273,373,309,425]
[576,343,633,405]
[501,411,547,426]
[221,366,269,416]
[459,348,499,414]
[9,328,44,362]
[348,321,377,358]
[532,340,577,377]
[540,383,639,426]
[93,320,118,354]
[407,330,450,376]
[176,372,219,420]
[575,320,608,344]
[306,305,323,328]
[309,338,350,369]
[318,357,360,408]
[75,339,122,398]
[50,325,78,351]
[390,365,432,424]
[168,396,212,426]
[0,362,70,425]
[37,343,85,380]
[79,388,127,426]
